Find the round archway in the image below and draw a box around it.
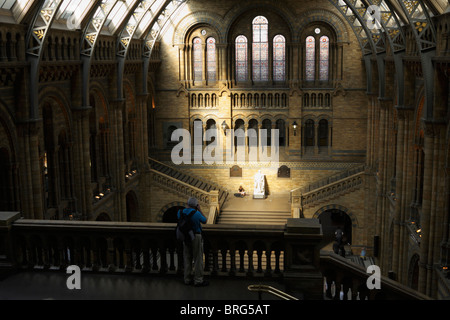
[96,212,111,221]
[315,207,353,248]
[162,206,185,223]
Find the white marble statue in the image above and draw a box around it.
[253,170,265,198]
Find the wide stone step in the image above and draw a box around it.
[217,210,291,225]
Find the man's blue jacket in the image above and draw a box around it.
[177,207,206,234]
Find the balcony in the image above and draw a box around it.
[0,212,430,301]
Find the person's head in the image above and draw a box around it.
[187,197,198,209]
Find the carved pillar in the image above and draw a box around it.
[418,120,440,295]
[392,108,406,275]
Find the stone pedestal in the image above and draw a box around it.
[283,218,323,299]
[0,212,21,279]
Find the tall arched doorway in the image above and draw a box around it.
[316,208,352,248]
[126,191,138,222]
[408,254,420,291]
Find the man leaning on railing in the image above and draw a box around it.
[178,197,209,287]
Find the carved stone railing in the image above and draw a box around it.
[290,165,365,210]
[0,214,429,300]
[151,168,212,206]
[320,251,431,300]
[149,157,229,210]
[300,173,364,208]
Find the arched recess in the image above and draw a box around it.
[313,204,358,246]
[157,201,186,222]
[162,205,185,223]
[408,253,420,290]
[39,90,74,217]
[89,84,111,187]
[0,101,19,211]
[95,212,112,221]
[173,11,226,47]
[125,190,139,222]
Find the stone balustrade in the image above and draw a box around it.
[150,168,212,206]
[0,213,431,300]
[301,173,364,208]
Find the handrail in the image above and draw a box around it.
[149,156,229,207]
[248,284,299,300]
[291,164,365,195]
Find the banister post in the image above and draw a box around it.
[207,190,219,224]
[283,218,323,299]
[0,212,21,278]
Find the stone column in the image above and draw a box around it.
[418,120,438,294]
[392,108,406,276]
[28,122,44,220]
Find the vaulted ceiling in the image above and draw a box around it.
[0,0,447,59]
[1,0,447,119]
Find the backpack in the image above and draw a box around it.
[176,209,195,243]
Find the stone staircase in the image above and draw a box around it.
[149,157,229,208]
[217,193,292,225]
[291,164,366,210]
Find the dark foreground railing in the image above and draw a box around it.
[0,212,431,300]
[5,219,287,278]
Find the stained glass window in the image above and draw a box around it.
[206,37,216,82]
[305,36,315,81]
[236,35,248,82]
[252,16,268,81]
[273,34,285,81]
[319,36,329,81]
[193,37,202,82]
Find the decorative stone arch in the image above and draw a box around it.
[89,81,110,119]
[273,114,288,122]
[232,114,248,127]
[260,114,276,123]
[294,9,350,44]
[95,212,112,221]
[156,201,186,222]
[302,114,317,125]
[317,114,333,126]
[203,114,219,125]
[38,86,74,138]
[173,11,227,46]
[407,253,421,290]
[312,204,358,228]
[221,0,297,43]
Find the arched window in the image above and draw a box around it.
[305,36,315,81]
[319,36,329,81]
[206,37,216,82]
[318,119,328,147]
[236,35,248,82]
[252,16,269,81]
[304,28,331,83]
[273,34,285,81]
[193,37,202,82]
[305,119,315,146]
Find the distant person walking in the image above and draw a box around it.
[178,197,209,287]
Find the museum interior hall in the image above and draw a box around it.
[0,0,449,301]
